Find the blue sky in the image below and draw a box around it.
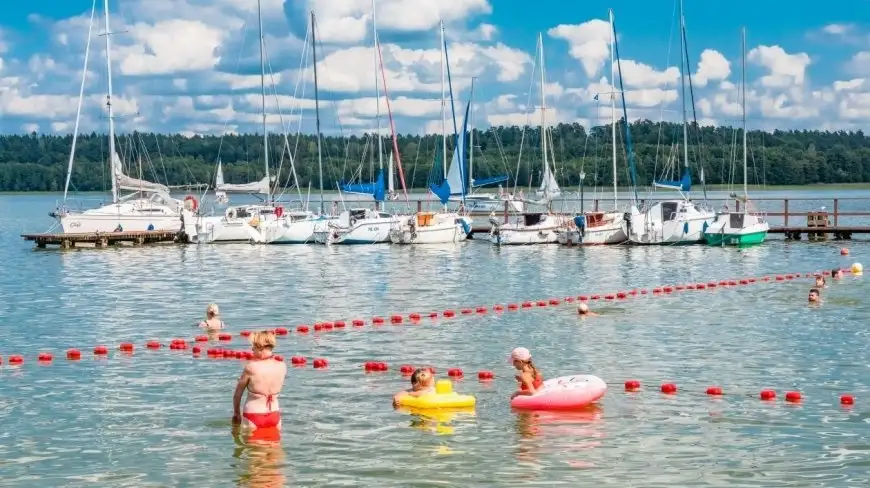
[1,0,869,136]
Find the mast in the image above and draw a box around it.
[104,0,118,204]
[311,11,325,214]
[679,0,689,171]
[609,8,617,209]
[469,78,475,190]
[64,0,97,204]
[257,0,272,204]
[372,0,383,174]
[440,20,447,180]
[741,26,748,209]
[539,33,548,194]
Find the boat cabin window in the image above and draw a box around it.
[586,212,604,226]
[661,202,679,222]
[378,213,391,219]
[234,208,252,218]
[523,213,544,226]
[729,213,745,228]
[350,209,367,219]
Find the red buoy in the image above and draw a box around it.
[296,325,309,334]
[271,354,283,362]
[639,289,648,295]
[652,288,662,294]
[93,345,108,355]
[38,352,53,362]
[696,283,706,290]
[313,358,328,369]
[372,316,385,324]
[748,278,757,283]
[578,296,589,301]
[313,323,324,331]
[274,327,289,335]
[521,302,533,308]
[391,315,404,323]
[407,314,420,321]
[536,300,548,307]
[775,275,784,281]
[461,308,473,315]
[624,380,641,391]
[840,248,849,256]
[564,296,576,303]
[663,286,674,293]
[660,383,677,394]
[426,367,436,374]
[675,285,685,291]
[604,294,615,300]
[616,292,627,299]
[146,340,161,349]
[66,348,82,360]
[428,312,439,319]
[447,368,463,378]
[218,333,232,341]
[685,284,695,290]
[493,304,505,311]
[785,391,801,402]
[707,282,717,288]
[334,321,347,328]
[442,310,456,318]
[119,342,134,352]
[549,299,560,305]
[841,394,855,405]
[191,346,202,355]
[475,307,488,314]
[195,335,208,342]
[706,386,723,396]
[478,370,494,380]
[290,356,306,365]
[9,354,23,365]
[760,389,776,400]
[352,319,365,327]
[240,330,252,337]
[590,295,601,300]
[507,303,519,310]
[322,322,334,330]
[400,364,414,375]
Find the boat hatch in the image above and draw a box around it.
[730,213,745,228]
[523,213,544,226]
[661,202,679,222]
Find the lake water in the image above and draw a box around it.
[1,190,869,487]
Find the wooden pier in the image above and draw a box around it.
[21,230,184,249]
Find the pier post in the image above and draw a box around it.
[834,199,839,227]
[417,201,422,213]
[783,199,789,227]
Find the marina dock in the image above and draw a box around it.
[21,230,184,248]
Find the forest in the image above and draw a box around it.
[1,120,869,192]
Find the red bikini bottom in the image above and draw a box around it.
[243,411,281,429]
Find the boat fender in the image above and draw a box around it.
[683,222,689,234]
[459,218,472,236]
[275,206,284,218]
[183,195,199,212]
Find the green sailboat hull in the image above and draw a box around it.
[704,230,767,246]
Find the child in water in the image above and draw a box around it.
[815,275,827,288]
[510,347,544,399]
[393,368,436,407]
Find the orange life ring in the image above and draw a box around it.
[184,195,199,212]
[275,206,284,218]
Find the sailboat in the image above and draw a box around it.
[390,20,473,245]
[703,27,769,246]
[562,9,630,246]
[314,0,399,245]
[489,33,567,246]
[214,160,228,205]
[54,0,185,234]
[185,2,318,244]
[625,0,715,245]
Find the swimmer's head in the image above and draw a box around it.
[577,303,590,315]
[510,347,532,369]
[410,368,433,389]
[250,330,276,356]
[206,303,220,318]
[815,276,826,287]
[832,268,843,279]
[808,288,821,303]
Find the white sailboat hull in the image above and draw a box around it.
[627,201,716,245]
[490,214,567,245]
[389,213,470,244]
[264,217,334,244]
[577,212,628,245]
[191,215,263,243]
[59,198,183,233]
[313,217,392,245]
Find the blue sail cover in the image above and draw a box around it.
[340,169,386,202]
[653,170,692,192]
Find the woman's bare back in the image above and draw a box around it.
[245,359,287,412]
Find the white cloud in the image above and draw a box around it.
[833,79,865,92]
[821,23,854,36]
[693,49,730,87]
[747,45,811,88]
[117,20,225,75]
[548,19,611,78]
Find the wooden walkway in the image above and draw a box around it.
[21,230,183,248]
[769,227,870,240]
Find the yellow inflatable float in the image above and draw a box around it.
[396,379,476,409]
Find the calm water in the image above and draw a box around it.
[1,191,870,487]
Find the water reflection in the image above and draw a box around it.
[396,406,476,435]
[232,425,287,488]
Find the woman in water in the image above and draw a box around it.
[510,347,544,399]
[232,331,287,432]
[393,368,436,407]
[198,303,226,330]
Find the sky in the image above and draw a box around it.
[1,0,869,137]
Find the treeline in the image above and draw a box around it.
[1,120,870,192]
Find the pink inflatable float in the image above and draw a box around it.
[510,375,607,411]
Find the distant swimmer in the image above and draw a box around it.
[808,288,822,304]
[831,268,844,280]
[815,275,827,288]
[510,347,544,399]
[233,331,287,432]
[577,303,600,317]
[198,303,226,330]
[393,368,436,407]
